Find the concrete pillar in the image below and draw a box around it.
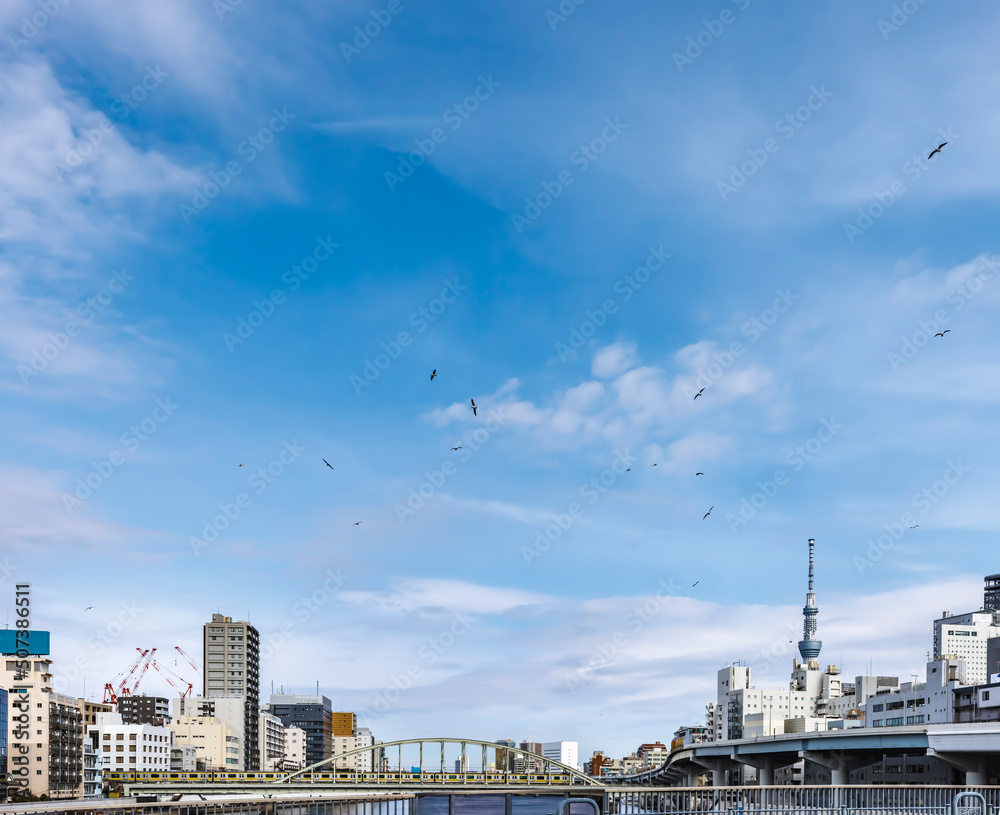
[758,760,774,787]
[684,770,697,787]
[966,756,987,786]
[712,767,725,787]
[830,766,848,786]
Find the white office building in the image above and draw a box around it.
[864,656,967,727]
[542,741,579,771]
[259,711,285,771]
[933,610,1000,685]
[89,712,173,772]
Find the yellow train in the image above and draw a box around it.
[109,771,576,785]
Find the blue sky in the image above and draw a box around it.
[3,0,1000,761]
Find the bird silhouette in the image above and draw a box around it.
[694,472,704,476]
[430,369,437,380]
[322,459,334,471]
[651,463,658,467]
[934,330,951,337]
[353,522,362,526]
[928,142,948,159]
[909,524,919,529]
[451,447,463,451]
[470,398,478,416]
[702,506,714,520]
[692,581,699,587]
[85,607,93,611]
[238,464,243,467]
[693,388,705,401]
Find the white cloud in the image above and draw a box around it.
[340,578,554,616]
[592,341,637,379]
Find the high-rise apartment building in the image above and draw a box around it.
[267,694,332,768]
[203,614,260,770]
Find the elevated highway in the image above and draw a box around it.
[610,723,1000,786]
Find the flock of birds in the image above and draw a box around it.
[232,142,955,536]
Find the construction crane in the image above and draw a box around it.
[126,647,157,695]
[152,660,194,698]
[103,647,155,704]
[174,646,202,674]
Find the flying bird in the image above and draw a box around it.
[934,330,951,337]
[692,581,699,587]
[702,506,714,520]
[909,524,919,529]
[470,398,477,416]
[693,388,705,401]
[322,459,334,471]
[238,464,243,467]
[651,463,657,467]
[353,522,362,526]
[85,607,93,611]
[694,472,704,476]
[451,447,463,451]
[430,369,437,380]
[626,468,631,472]
[927,142,948,159]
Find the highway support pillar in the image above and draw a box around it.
[732,755,779,786]
[929,751,989,786]
[692,757,736,787]
[800,750,863,787]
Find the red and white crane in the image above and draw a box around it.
[151,660,194,698]
[174,645,202,675]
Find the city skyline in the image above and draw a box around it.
[4,0,1000,765]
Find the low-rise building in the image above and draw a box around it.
[118,695,169,725]
[355,727,375,772]
[171,745,199,771]
[82,742,103,799]
[90,712,172,773]
[864,657,965,728]
[283,725,306,771]
[169,715,237,770]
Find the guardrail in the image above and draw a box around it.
[0,793,412,815]
[602,786,1000,815]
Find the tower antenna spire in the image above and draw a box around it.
[798,538,822,662]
